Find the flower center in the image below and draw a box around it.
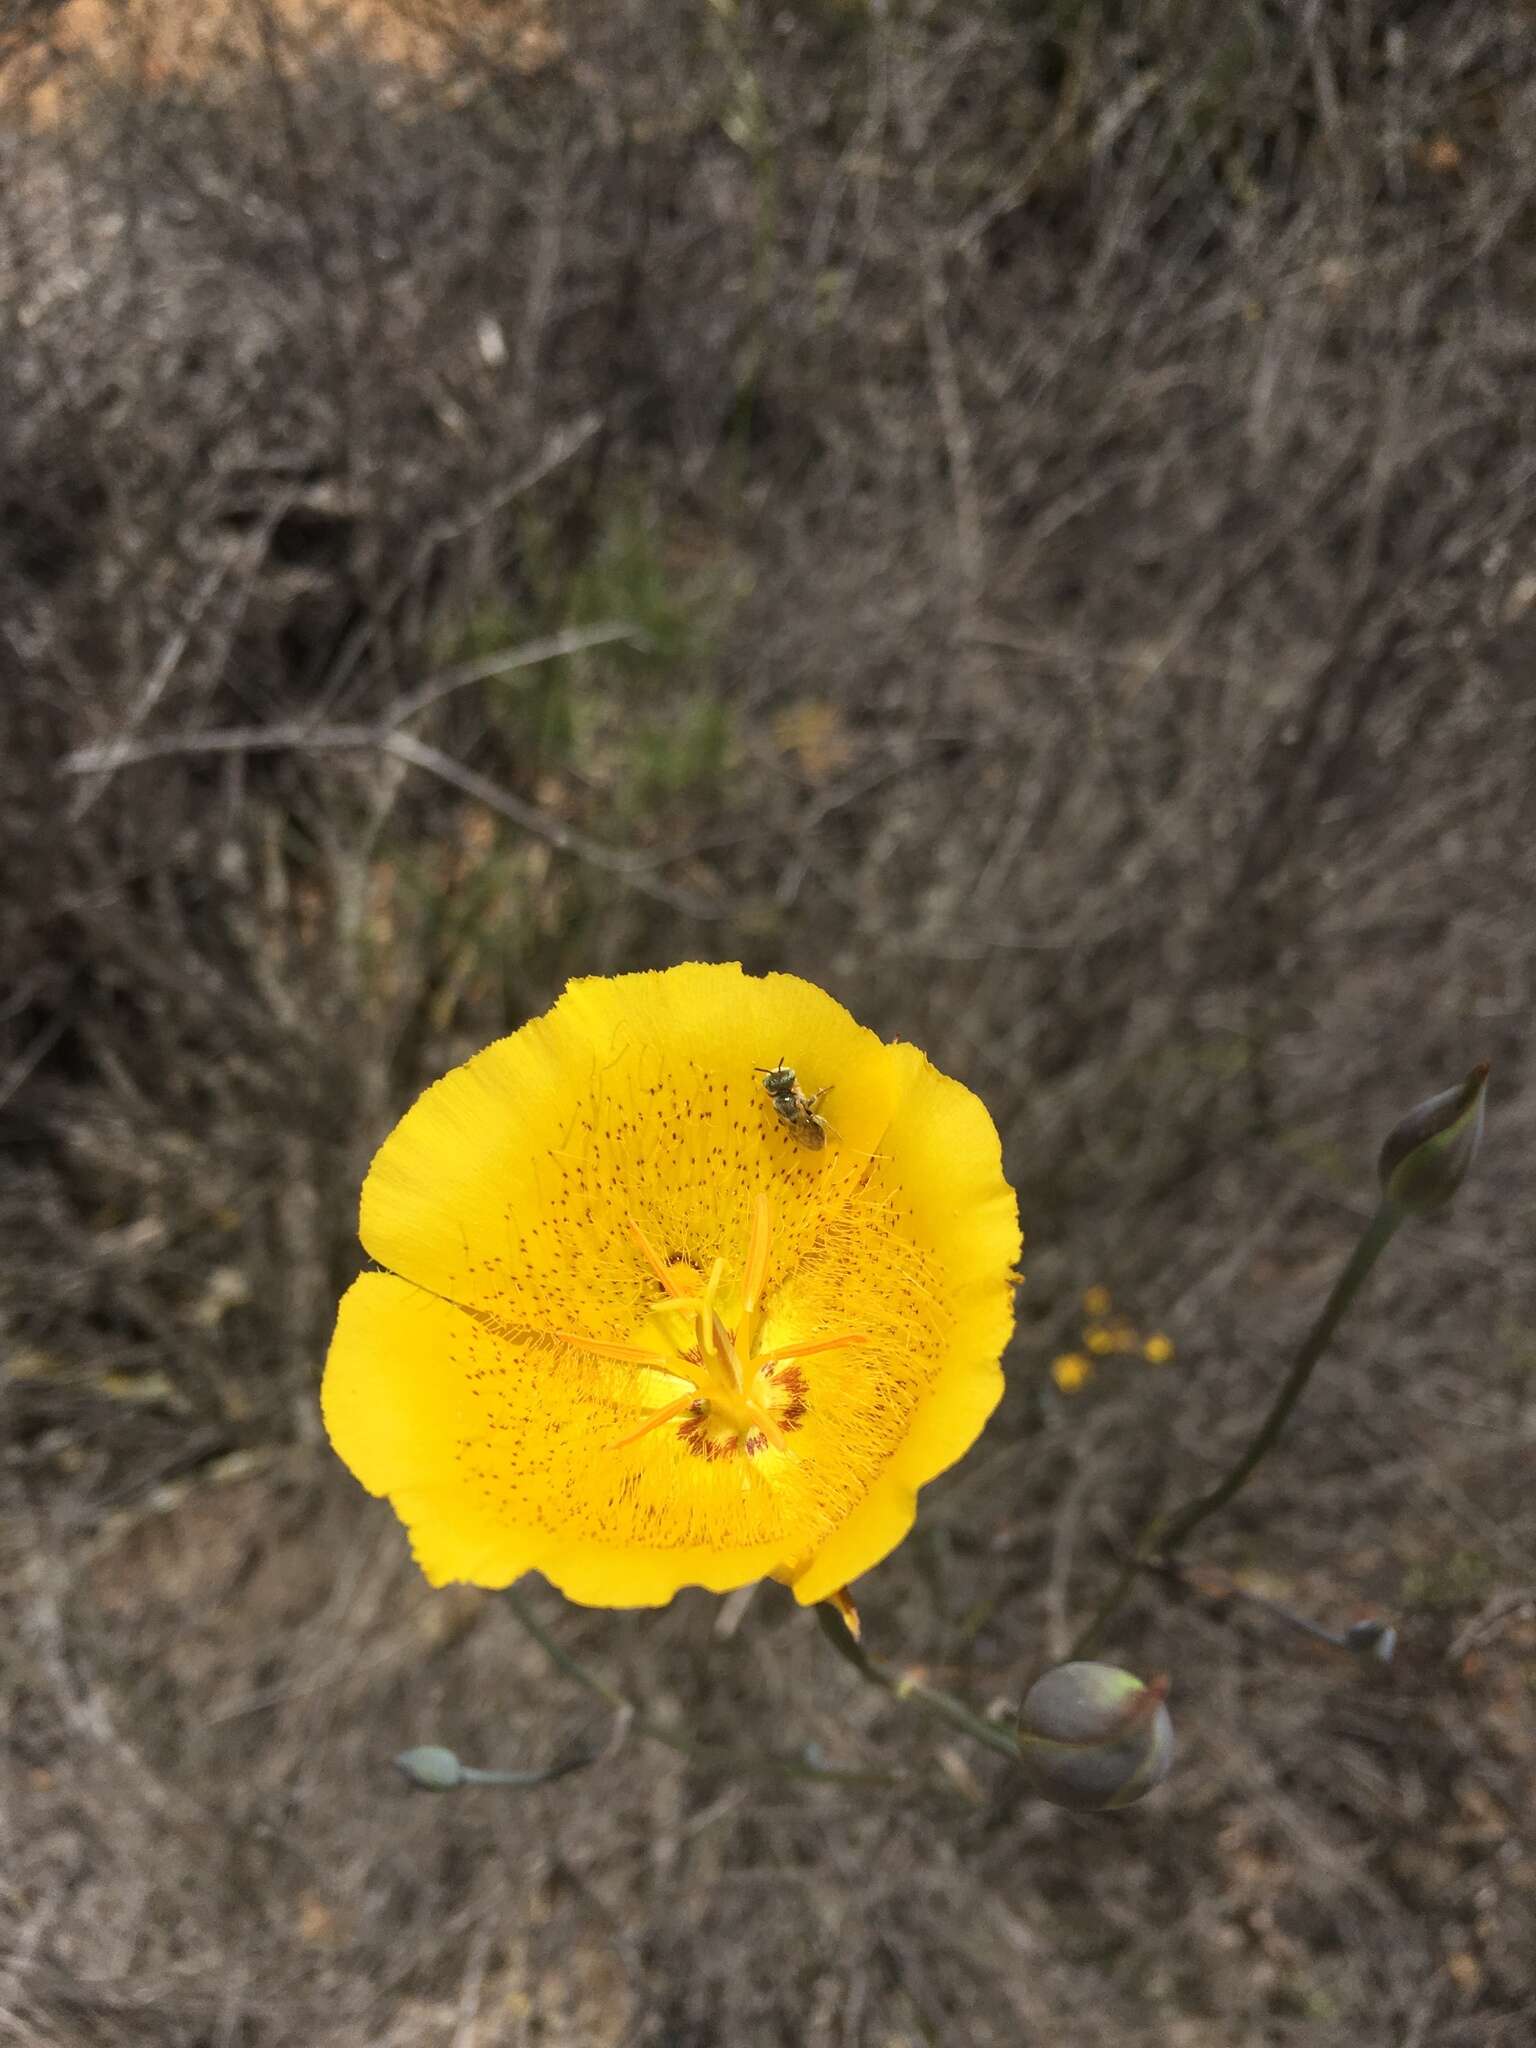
[553,1195,867,1460]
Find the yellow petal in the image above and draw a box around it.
[359,964,912,1318]
[325,1271,800,1601]
[328,965,1021,1606]
[786,1057,1019,1604]
[858,1051,1022,1302]
[789,1283,1011,1605]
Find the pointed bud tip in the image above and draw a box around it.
[826,1586,862,1641]
[1343,1618,1397,1664]
[1378,1062,1489,1216]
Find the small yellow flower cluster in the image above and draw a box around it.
[1051,1286,1174,1396]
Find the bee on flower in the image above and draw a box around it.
[755,1058,834,1149]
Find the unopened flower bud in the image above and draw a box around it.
[1378,1062,1488,1216]
[395,1745,466,1791]
[1343,1618,1397,1664]
[1017,1662,1174,1812]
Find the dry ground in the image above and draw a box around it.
[4,3,1536,2043]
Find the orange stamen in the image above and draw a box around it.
[748,1405,789,1452]
[626,1216,686,1297]
[605,1394,701,1451]
[753,1332,870,1365]
[553,1330,670,1366]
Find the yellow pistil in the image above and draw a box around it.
[604,1202,867,1459]
[711,1310,748,1396]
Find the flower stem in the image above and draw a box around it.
[504,1588,900,1787]
[1071,1197,1406,1661]
[1146,1558,1391,1655]
[815,1603,1021,1762]
[457,1760,588,1787]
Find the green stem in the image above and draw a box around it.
[1159,1199,1404,1554]
[506,1586,634,1717]
[1071,1197,1405,1660]
[1146,1558,1383,1653]
[815,1604,1021,1762]
[504,1588,899,1788]
[459,1758,593,1789]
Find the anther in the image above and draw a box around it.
[753,1332,869,1365]
[605,1394,706,1452]
[553,1331,673,1366]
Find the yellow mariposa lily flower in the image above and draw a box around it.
[322,963,1020,1607]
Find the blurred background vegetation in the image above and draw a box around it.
[2,2,1535,2042]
